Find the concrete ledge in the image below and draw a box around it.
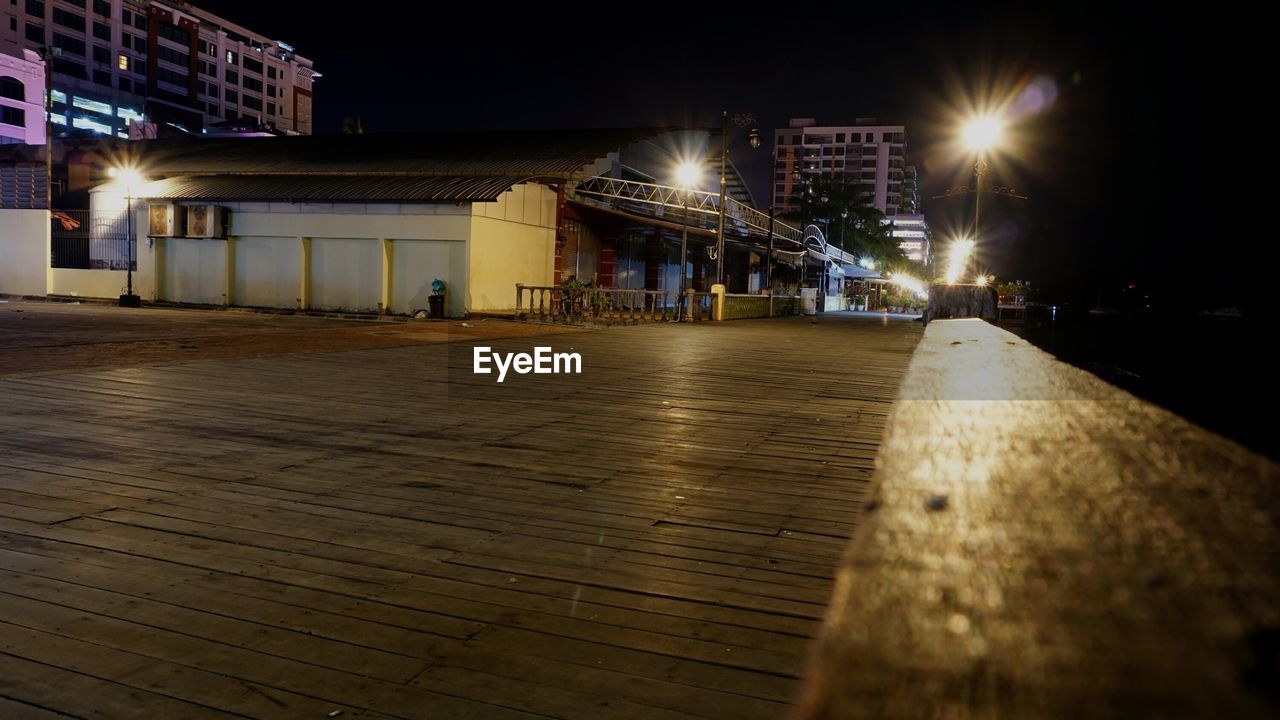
[797,319,1280,718]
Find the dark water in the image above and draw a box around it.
[1008,307,1275,461]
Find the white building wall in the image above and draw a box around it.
[49,268,130,297]
[0,208,50,296]
[160,237,227,305]
[469,183,558,313]
[41,187,558,316]
[233,236,300,308]
[309,237,380,312]
[391,239,464,316]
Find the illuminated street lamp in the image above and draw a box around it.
[961,115,1004,278]
[944,237,974,285]
[674,162,701,321]
[109,166,143,307]
[715,111,761,287]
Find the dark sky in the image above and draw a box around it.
[192,1,1257,308]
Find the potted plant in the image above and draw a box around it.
[561,277,586,317]
[428,279,446,318]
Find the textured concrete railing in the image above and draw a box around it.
[926,284,997,323]
[797,319,1280,718]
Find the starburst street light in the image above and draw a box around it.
[960,115,1004,279]
[673,161,701,322]
[108,165,143,307]
[962,116,1004,153]
[944,238,975,285]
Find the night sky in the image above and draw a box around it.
[192,1,1256,311]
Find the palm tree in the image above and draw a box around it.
[780,174,907,268]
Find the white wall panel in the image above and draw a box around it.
[233,236,300,309]
[310,237,379,312]
[159,238,226,305]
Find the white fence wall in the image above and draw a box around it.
[0,209,49,296]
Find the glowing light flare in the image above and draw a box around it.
[108,166,143,194]
[975,275,989,287]
[1010,75,1059,121]
[963,116,1004,153]
[889,273,926,296]
[674,162,701,189]
[944,238,974,285]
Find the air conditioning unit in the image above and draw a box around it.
[148,203,186,237]
[186,204,227,238]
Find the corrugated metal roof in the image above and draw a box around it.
[139,128,670,177]
[138,174,531,202]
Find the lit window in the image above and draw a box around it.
[51,89,67,104]
[118,54,128,70]
[72,96,113,115]
[49,114,67,125]
[72,116,113,134]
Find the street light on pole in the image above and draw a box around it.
[839,207,849,252]
[675,162,701,322]
[715,111,761,289]
[110,166,143,307]
[961,115,1003,281]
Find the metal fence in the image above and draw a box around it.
[50,209,135,270]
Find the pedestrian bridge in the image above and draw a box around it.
[569,175,858,269]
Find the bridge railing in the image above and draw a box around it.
[515,284,712,324]
[570,176,803,247]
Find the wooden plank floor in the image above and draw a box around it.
[0,310,921,719]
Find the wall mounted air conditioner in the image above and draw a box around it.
[148,202,186,237]
[186,204,227,238]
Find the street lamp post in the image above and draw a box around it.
[961,116,1002,281]
[765,205,775,317]
[715,111,761,288]
[675,162,701,322]
[797,173,814,291]
[839,207,849,252]
[111,167,142,307]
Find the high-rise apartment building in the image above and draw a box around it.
[772,118,916,217]
[1,0,316,139]
[890,213,930,264]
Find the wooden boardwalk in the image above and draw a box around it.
[0,307,921,719]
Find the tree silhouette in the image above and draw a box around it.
[779,174,907,268]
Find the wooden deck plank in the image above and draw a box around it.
[0,311,921,717]
[0,652,240,719]
[0,695,82,720]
